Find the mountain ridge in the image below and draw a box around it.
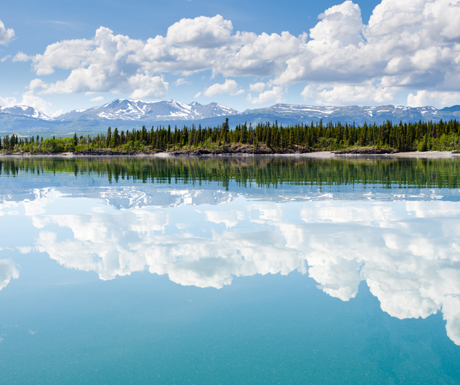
[56,99,238,122]
[2,99,460,134]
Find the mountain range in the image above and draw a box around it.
[2,99,460,134]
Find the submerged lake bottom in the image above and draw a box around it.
[1,156,460,384]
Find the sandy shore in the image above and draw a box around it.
[1,151,459,159]
[333,151,460,159]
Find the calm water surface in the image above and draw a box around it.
[1,157,460,384]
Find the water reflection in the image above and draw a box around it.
[0,259,19,291]
[2,186,460,345]
[2,156,460,190]
[2,157,460,346]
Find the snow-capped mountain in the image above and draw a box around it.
[0,105,51,121]
[241,104,442,123]
[56,99,238,122]
[2,99,460,133]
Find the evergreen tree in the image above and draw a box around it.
[418,134,428,152]
[106,128,112,147]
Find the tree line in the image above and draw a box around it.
[2,118,460,153]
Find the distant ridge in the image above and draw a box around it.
[56,99,238,122]
[2,99,460,134]
[441,105,460,112]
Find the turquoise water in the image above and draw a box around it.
[1,157,460,384]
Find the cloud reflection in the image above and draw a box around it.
[0,259,19,291]
[3,187,460,344]
[34,211,304,288]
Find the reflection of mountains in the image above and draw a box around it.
[2,185,460,210]
[21,196,460,346]
[3,157,460,208]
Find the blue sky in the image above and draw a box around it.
[1,0,459,116]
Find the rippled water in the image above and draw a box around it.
[1,157,460,384]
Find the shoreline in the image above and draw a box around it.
[0,151,459,159]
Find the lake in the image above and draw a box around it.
[1,156,460,384]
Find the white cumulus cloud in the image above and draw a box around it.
[174,78,190,86]
[275,0,460,106]
[302,84,396,105]
[0,96,17,106]
[21,91,54,116]
[203,79,243,97]
[408,90,460,107]
[0,90,54,116]
[0,20,14,46]
[28,79,47,90]
[12,52,30,62]
[10,1,460,106]
[126,74,169,99]
[249,82,266,92]
[247,86,284,104]
[166,15,233,48]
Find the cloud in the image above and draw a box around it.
[19,2,460,106]
[31,26,169,99]
[247,86,284,104]
[28,79,47,90]
[0,90,54,116]
[273,0,460,105]
[249,82,266,92]
[31,26,170,99]
[12,52,30,62]
[302,83,396,105]
[278,0,460,88]
[0,96,17,106]
[312,1,364,47]
[215,31,307,77]
[166,15,233,49]
[174,78,190,86]
[21,91,54,116]
[203,79,243,97]
[35,30,169,98]
[407,90,460,107]
[126,74,169,99]
[0,259,20,290]
[21,15,297,101]
[90,96,104,102]
[0,20,14,46]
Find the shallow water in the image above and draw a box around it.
[1,157,460,384]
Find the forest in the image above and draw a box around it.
[1,118,460,154]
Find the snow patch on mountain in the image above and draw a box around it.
[0,105,51,121]
[57,99,239,122]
